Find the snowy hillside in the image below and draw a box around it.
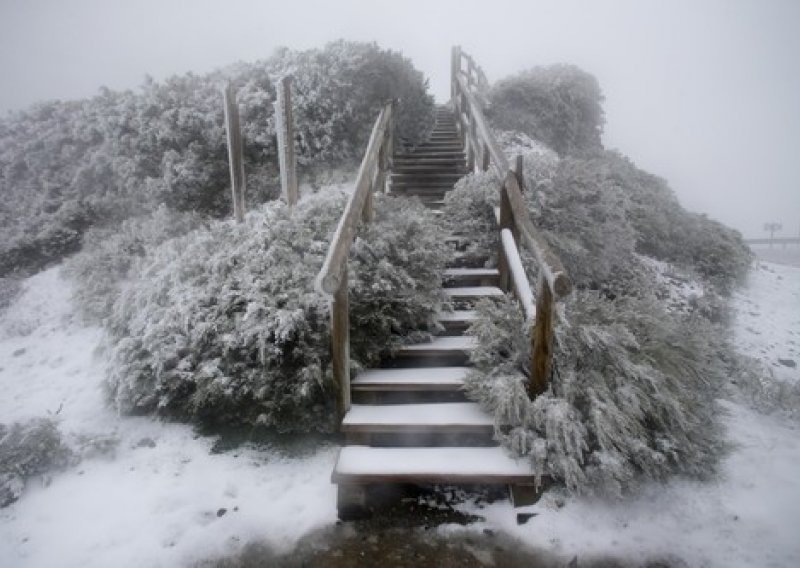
[1,260,798,567]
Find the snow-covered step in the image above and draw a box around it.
[341,402,493,435]
[332,446,534,484]
[436,310,479,331]
[395,335,476,358]
[443,267,500,287]
[351,367,468,392]
[444,286,504,301]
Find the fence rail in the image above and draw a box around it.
[452,46,571,397]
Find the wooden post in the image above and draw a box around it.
[332,265,351,420]
[530,275,555,397]
[496,185,515,291]
[275,75,298,206]
[515,155,525,190]
[481,143,491,171]
[223,83,246,223]
[451,46,461,102]
[468,118,478,171]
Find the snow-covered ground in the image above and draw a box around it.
[1,259,799,567]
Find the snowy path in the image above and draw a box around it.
[1,262,799,567]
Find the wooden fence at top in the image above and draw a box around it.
[452,45,571,397]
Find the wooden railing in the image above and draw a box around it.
[315,100,395,420]
[451,46,572,398]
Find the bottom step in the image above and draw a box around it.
[332,446,534,484]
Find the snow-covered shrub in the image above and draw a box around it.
[463,293,728,495]
[0,41,433,276]
[269,41,434,163]
[0,277,21,316]
[440,171,500,267]
[349,197,450,365]
[0,418,74,507]
[519,149,751,295]
[104,192,448,431]
[488,65,605,156]
[65,205,203,323]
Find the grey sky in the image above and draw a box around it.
[1,0,798,239]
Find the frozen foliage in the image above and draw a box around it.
[463,294,728,496]
[64,205,203,323]
[523,150,752,295]
[440,171,500,267]
[0,418,74,507]
[0,41,433,276]
[488,65,605,156]
[104,192,448,431]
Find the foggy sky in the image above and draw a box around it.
[1,0,798,239]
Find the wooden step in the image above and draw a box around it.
[333,446,534,484]
[443,267,500,287]
[394,335,476,357]
[443,286,504,300]
[341,402,493,435]
[437,310,479,332]
[352,367,468,392]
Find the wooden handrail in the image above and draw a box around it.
[316,100,395,420]
[451,46,571,397]
[316,101,394,295]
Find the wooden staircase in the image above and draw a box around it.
[331,107,538,519]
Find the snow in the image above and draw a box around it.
[0,267,337,568]
[352,367,468,386]
[443,286,504,298]
[732,261,800,383]
[2,258,799,567]
[335,446,532,477]
[399,335,477,351]
[436,310,478,323]
[343,403,492,428]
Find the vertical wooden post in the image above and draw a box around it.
[481,143,490,171]
[275,75,298,207]
[530,275,555,398]
[468,118,478,171]
[451,46,461,102]
[332,265,351,420]
[496,185,514,292]
[515,155,525,190]
[223,83,246,223]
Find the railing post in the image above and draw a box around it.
[497,184,515,291]
[451,46,461,103]
[530,275,555,397]
[332,265,351,421]
[222,82,246,223]
[468,118,478,172]
[481,143,490,171]
[515,155,525,190]
[275,75,298,207]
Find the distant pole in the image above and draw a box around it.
[763,222,782,248]
[274,75,298,207]
[223,83,246,223]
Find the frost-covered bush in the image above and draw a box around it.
[65,205,203,322]
[519,149,751,295]
[440,171,500,267]
[0,418,74,507]
[104,192,448,431]
[488,65,605,156]
[0,41,434,276]
[463,293,727,495]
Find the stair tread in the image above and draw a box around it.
[342,402,492,429]
[444,268,500,278]
[397,335,476,352]
[443,286,504,298]
[333,446,533,483]
[436,310,478,323]
[352,366,468,388]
